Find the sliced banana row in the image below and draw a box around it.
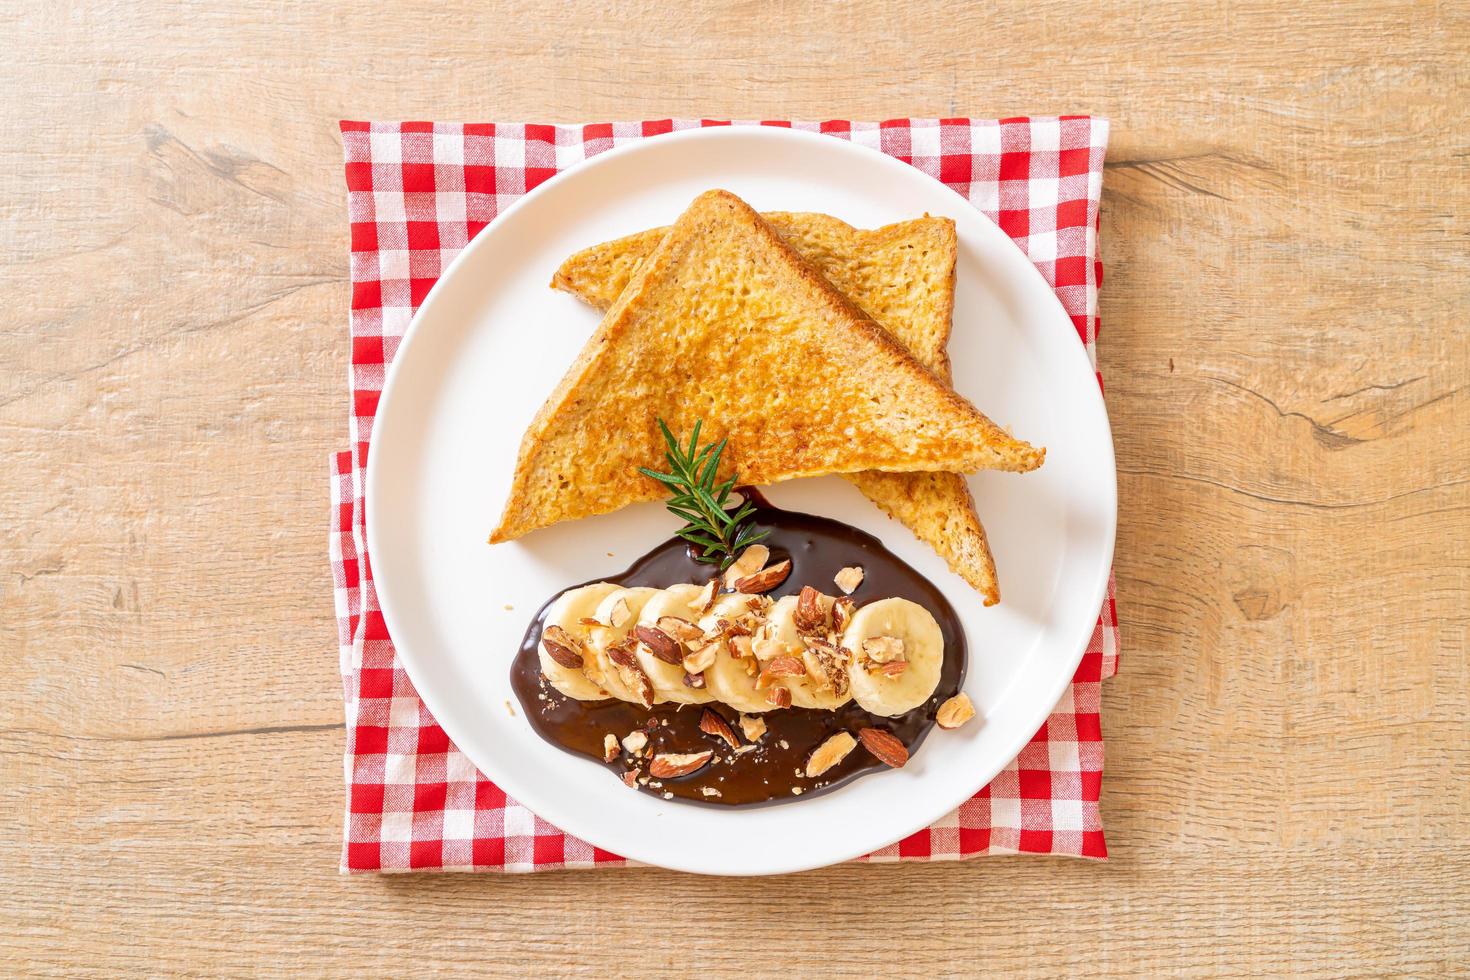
[537,582,946,718]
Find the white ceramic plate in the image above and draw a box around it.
[367,126,1115,876]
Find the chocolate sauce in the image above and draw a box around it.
[509,490,966,807]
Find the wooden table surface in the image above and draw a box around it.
[3,1,1467,975]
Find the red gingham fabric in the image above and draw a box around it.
[332,118,1118,872]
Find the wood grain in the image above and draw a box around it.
[2,0,1466,975]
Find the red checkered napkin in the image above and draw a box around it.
[331,118,1118,872]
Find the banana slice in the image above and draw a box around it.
[585,586,659,703]
[633,583,711,704]
[538,582,622,700]
[842,597,945,717]
[699,593,775,713]
[762,595,850,710]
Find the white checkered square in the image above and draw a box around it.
[493,134,526,169]
[372,189,406,223]
[989,791,1022,830]
[910,121,942,159]
[1028,230,1059,263]
[1049,734,1082,772]
[433,132,465,165]
[1050,798,1084,832]
[379,809,413,843]
[970,121,1002,157]
[1028,175,1060,209]
[384,751,417,784]
[369,129,403,164]
[442,807,475,841]
[1029,117,1062,152]
[445,749,479,783]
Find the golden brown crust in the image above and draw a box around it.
[490,190,1043,546]
[550,207,1000,602]
[847,470,999,605]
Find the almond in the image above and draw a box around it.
[605,640,637,667]
[739,714,767,742]
[803,641,850,697]
[602,733,620,762]
[722,617,754,637]
[682,671,706,689]
[831,596,854,633]
[805,731,856,777]
[723,543,770,588]
[621,730,649,755]
[765,655,806,676]
[766,686,791,708]
[649,750,714,778]
[936,693,976,729]
[682,644,718,674]
[857,728,908,768]
[699,708,740,749]
[657,616,704,644]
[728,634,754,659]
[543,624,580,649]
[751,626,787,661]
[635,625,683,664]
[621,767,639,788]
[541,633,584,670]
[759,656,805,687]
[627,666,655,709]
[862,635,905,664]
[833,565,864,594]
[794,585,827,633]
[607,597,632,628]
[692,578,719,614]
[735,559,792,594]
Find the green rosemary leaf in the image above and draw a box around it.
[639,417,766,569]
[638,468,687,488]
[698,438,726,492]
[666,505,706,526]
[676,530,725,552]
[734,524,771,548]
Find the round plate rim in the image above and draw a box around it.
[365,124,1117,875]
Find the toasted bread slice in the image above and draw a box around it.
[552,212,1003,603]
[490,190,1042,547]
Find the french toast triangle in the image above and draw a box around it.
[489,189,1043,548]
[552,211,1006,604]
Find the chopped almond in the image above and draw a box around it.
[682,644,718,674]
[833,566,864,594]
[937,693,976,729]
[722,544,770,589]
[862,635,905,664]
[621,730,649,756]
[699,708,740,749]
[805,732,856,777]
[692,578,719,614]
[657,616,704,644]
[649,750,714,778]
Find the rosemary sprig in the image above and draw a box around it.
[638,418,770,570]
